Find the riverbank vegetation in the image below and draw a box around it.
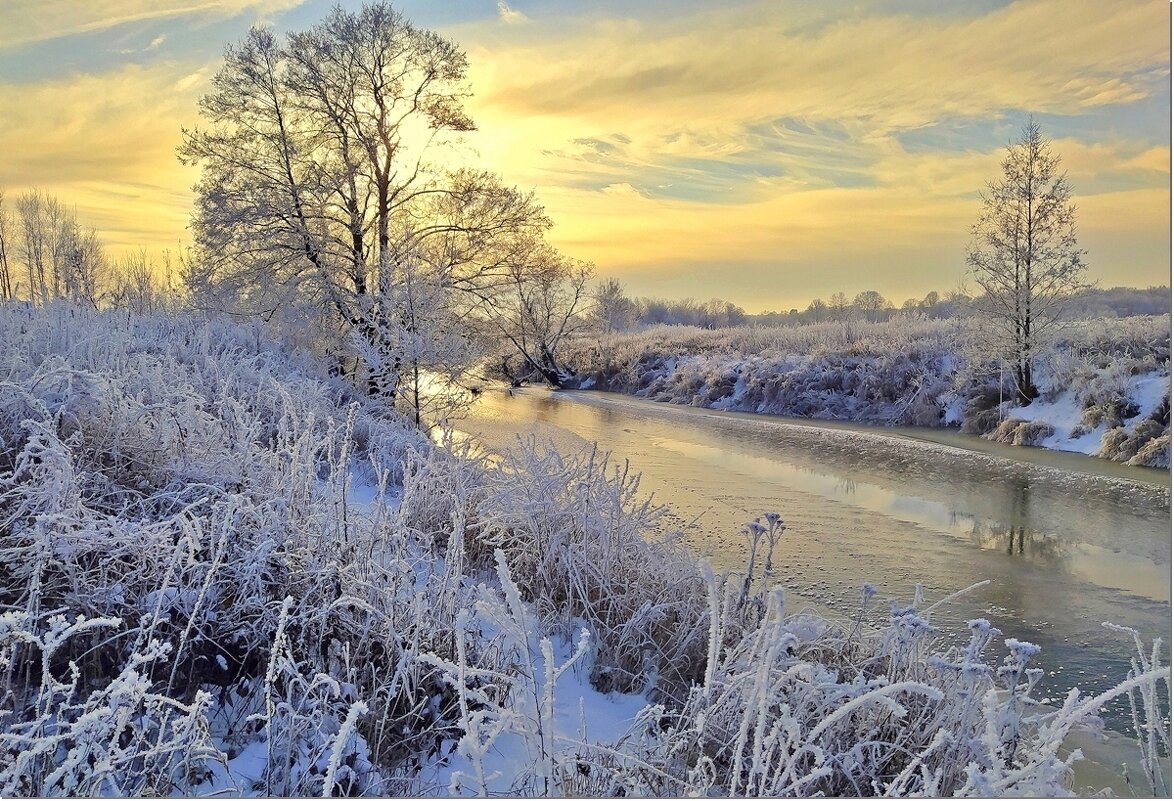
[565,312,1171,468]
[1,302,1169,796]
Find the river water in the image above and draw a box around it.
[455,386,1171,737]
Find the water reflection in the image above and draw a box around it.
[955,480,1070,564]
[969,520,1068,563]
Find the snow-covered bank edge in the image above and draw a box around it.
[566,324,1171,468]
[983,370,1169,467]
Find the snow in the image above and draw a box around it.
[426,631,648,796]
[1134,371,1171,419]
[1018,389,1104,455]
[1011,369,1172,457]
[346,464,402,513]
[942,393,966,426]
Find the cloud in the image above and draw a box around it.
[600,182,642,197]
[0,0,1165,309]
[450,0,1168,306]
[0,0,304,49]
[474,0,1167,133]
[496,1,528,26]
[112,32,169,55]
[175,67,210,92]
[0,61,209,253]
[467,113,1168,306]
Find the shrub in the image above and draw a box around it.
[986,419,1056,447]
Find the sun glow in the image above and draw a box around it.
[0,0,1167,311]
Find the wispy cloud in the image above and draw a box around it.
[455,0,1169,305]
[0,0,303,49]
[0,61,208,252]
[474,0,1167,130]
[496,1,528,26]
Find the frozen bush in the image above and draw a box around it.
[563,564,1170,797]
[1126,432,1171,469]
[470,438,710,699]
[986,418,1056,447]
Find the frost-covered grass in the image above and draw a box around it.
[566,315,1171,467]
[0,302,1169,796]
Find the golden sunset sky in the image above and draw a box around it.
[0,0,1169,311]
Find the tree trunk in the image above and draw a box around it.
[1017,360,1037,405]
[536,342,569,389]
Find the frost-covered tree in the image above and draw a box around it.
[178,3,549,404]
[15,191,52,304]
[353,232,483,426]
[108,249,178,315]
[967,120,1088,403]
[478,237,594,387]
[10,189,106,306]
[592,278,637,335]
[828,291,851,321]
[805,297,828,323]
[853,289,893,322]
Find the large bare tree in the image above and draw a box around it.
[967,121,1088,404]
[179,2,551,405]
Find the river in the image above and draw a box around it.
[455,386,1170,738]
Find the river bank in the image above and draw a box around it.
[561,317,1171,468]
[3,304,1167,796]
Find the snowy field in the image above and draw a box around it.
[566,315,1171,467]
[0,304,1169,796]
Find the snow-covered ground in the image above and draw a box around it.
[1006,371,1169,457]
[1,304,1169,797]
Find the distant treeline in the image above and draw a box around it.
[595,281,1170,332]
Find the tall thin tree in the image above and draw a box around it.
[0,191,13,300]
[967,120,1088,403]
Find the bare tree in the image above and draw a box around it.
[827,291,850,321]
[852,289,892,322]
[476,237,594,388]
[109,249,169,314]
[350,231,484,427]
[179,3,547,409]
[804,298,828,323]
[61,222,106,307]
[0,191,13,300]
[8,190,108,306]
[967,120,1088,403]
[16,191,50,304]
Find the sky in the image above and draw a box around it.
[0,0,1169,312]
